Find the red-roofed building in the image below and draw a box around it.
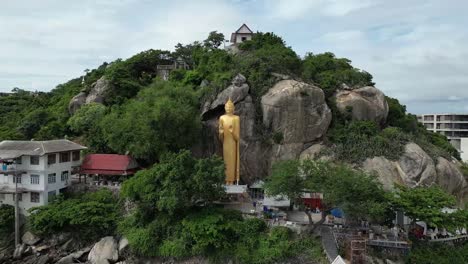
[80,154,139,176]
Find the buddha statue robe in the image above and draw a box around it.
[218,99,240,185]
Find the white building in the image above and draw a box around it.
[417,114,468,161]
[230,24,254,44]
[0,140,86,214]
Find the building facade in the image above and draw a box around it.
[417,114,468,161]
[0,140,86,214]
[230,24,254,44]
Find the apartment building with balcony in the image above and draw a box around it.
[0,140,86,214]
[417,114,468,161]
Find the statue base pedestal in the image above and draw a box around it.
[224,184,247,194]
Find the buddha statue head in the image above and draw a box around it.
[225,98,235,115]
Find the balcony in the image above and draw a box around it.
[0,164,27,175]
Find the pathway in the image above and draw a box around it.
[321,226,338,263]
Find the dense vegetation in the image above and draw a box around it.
[264,160,389,226]
[28,189,120,241]
[117,150,326,263]
[0,204,14,237]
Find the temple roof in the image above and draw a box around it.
[80,154,140,176]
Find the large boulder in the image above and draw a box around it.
[362,143,436,189]
[362,157,405,190]
[201,73,249,117]
[335,86,388,125]
[261,80,331,144]
[436,157,468,201]
[398,143,437,187]
[88,236,119,264]
[21,231,41,246]
[68,92,87,115]
[85,76,111,104]
[68,76,112,114]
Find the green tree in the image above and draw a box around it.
[390,185,456,227]
[29,189,119,240]
[121,150,225,216]
[67,103,106,134]
[264,160,314,225]
[265,160,389,230]
[0,204,14,236]
[203,31,225,49]
[302,52,373,97]
[100,81,201,163]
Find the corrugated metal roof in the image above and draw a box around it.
[0,139,86,159]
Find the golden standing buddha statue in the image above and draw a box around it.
[218,99,240,185]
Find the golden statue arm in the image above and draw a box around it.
[218,118,224,141]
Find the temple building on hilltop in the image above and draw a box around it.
[230,24,254,44]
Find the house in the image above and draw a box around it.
[230,23,254,44]
[0,139,86,214]
[79,154,140,188]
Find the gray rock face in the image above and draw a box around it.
[399,143,436,187]
[68,76,112,114]
[361,142,467,203]
[85,76,111,104]
[198,78,331,184]
[436,157,468,200]
[261,80,331,144]
[362,157,405,190]
[299,143,325,161]
[68,92,87,115]
[201,74,249,117]
[21,231,40,246]
[88,236,119,264]
[335,86,389,125]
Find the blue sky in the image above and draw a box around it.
[1,0,468,114]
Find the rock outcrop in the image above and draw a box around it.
[21,231,41,246]
[261,80,331,145]
[335,86,389,125]
[68,76,112,114]
[436,157,468,201]
[362,142,468,203]
[88,236,119,264]
[198,77,331,184]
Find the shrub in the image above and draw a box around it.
[0,204,14,236]
[29,189,119,240]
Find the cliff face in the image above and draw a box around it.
[198,74,468,204]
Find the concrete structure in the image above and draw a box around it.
[230,24,254,44]
[417,114,468,161]
[0,140,86,214]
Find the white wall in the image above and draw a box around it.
[460,138,468,162]
[236,33,252,43]
[0,151,81,215]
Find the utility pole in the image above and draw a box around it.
[14,163,20,246]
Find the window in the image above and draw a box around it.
[31,192,40,203]
[48,154,56,165]
[241,36,247,41]
[72,151,80,161]
[30,155,40,165]
[48,191,56,202]
[13,175,21,184]
[60,152,70,163]
[31,174,40,185]
[15,157,22,164]
[48,173,56,184]
[61,171,69,182]
[12,193,22,201]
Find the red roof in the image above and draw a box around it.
[80,154,139,176]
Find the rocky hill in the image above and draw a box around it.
[196,72,467,205]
